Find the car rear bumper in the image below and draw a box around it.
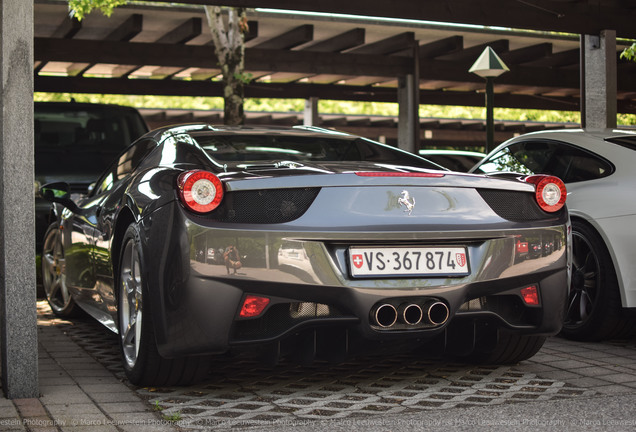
[141,202,569,359]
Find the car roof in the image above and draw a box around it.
[34,101,142,113]
[147,123,361,142]
[419,149,486,157]
[507,128,636,141]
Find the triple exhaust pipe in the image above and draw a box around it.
[372,301,449,328]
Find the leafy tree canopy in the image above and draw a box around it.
[68,0,129,20]
[621,43,636,62]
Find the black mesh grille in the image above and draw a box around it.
[207,187,320,224]
[478,189,559,221]
[233,302,346,340]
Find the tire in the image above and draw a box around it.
[117,223,210,386]
[561,220,634,341]
[41,223,79,317]
[468,332,546,364]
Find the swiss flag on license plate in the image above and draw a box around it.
[352,254,364,269]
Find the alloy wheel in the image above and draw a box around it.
[119,238,143,369]
[564,230,600,328]
[42,225,71,314]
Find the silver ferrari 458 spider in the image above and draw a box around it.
[41,124,570,386]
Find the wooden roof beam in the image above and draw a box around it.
[523,48,580,68]
[105,13,143,42]
[252,24,314,49]
[147,0,636,39]
[126,17,203,78]
[244,20,259,42]
[156,17,202,44]
[393,35,464,58]
[500,42,553,66]
[347,32,415,55]
[438,39,509,63]
[35,15,82,74]
[68,14,143,77]
[417,35,464,59]
[35,37,604,89]
[51,15,81,39]
[304,28,365,52]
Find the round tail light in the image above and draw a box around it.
[178,170,224,213]
[524,175,567,213]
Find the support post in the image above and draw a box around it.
[397,40,420,153]
[582,30,617,129]
[303,97,319,126]
[0,0,38,399]
[485,77,494,154]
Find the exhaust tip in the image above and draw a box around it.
[374,303,398,328]
[400,303,423,325]
[427,301,450,325]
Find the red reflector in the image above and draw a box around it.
[239,295,270,318]
[520,286,540,306]
[355,172,445,178]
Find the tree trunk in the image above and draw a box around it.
[205,6,247,126]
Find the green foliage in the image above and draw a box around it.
[34,92,636,125]
[618,113,636,125]
[35,92,225,110]
[233,72,253,85]
[162,411,182,422]
[68,0,129,20]
[621,43,636,62]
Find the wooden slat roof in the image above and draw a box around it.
[33,0,636,146]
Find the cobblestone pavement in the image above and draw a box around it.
[34,302,636,431]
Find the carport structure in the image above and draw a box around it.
[1,0,635,398]
[33,1,636,149]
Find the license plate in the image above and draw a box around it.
[348,246,469,278]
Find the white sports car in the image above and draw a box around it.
[471,128,636,341]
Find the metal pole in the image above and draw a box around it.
[485,76,494,154]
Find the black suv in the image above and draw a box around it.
[35,101,148,272]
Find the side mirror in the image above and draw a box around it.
[39,182,86,215]
[40,182,71,201]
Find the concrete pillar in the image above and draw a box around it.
[581,30,617,129]
[397,42,420,153]
[303,97,319,126]
[0,0,38,398]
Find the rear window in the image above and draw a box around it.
[473,139,613,183]
[193,134,442,169]
[35,105,147,152]
[605,135,636,150]
[423,153,484,172]
[34,103,149,180]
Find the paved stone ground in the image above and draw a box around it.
[41,301,636,431]
[0,303,178,432]
[4,302,636,431]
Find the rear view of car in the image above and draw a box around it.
[41,124,570,386]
